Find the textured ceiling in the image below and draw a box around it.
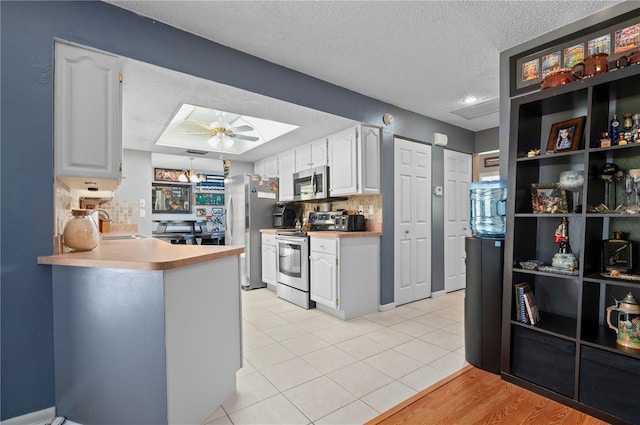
[104,0,625,161]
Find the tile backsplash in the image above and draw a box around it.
[300,194,383,227]
[54,182,138,235]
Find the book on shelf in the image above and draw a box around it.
[513,283,530,324]
[523,290,541,325]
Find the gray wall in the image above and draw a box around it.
[0,1,473,419]
[475,127,499,153]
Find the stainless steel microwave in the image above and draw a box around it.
[293,165,329,201]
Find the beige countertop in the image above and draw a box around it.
[38,236,244,271]
[260,228,382,238]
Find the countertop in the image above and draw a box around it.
[260,228,382,238]
[38,235,244,271]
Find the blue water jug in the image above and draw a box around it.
[470,180,507,236]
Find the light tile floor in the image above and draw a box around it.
[204,288,467,425]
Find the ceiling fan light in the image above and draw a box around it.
[178,172,189,182]
[222,138,235,149]
[189,174,199,183]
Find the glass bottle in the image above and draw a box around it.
[622,112,633,142]
[633,113,640,143]
[599,131,611,148]
[63,209,99,252]
[610,114,620,145]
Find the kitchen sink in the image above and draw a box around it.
[101,234,149,240]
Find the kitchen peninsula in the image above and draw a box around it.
[38,238,244,425]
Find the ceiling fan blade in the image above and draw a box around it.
[174,132,213,136]
[186,120,214,131]
[229,125,253,133]
[231,134,259,142]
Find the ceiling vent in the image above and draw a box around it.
[186,149,208,155]
[451,98,499,120]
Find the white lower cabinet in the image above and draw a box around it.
[261,233,277,289]
[310,235,380,320]
[310,238,338,308]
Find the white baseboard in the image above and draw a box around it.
[0,407,55,425]
[379,302,395,312]
[431,290,447,298]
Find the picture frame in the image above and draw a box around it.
[531,183,568,214]
[152,183,192,213]
[195,192,225,205]
[154,168,186,182]
[546,116,586,154]
[483,156,500,168]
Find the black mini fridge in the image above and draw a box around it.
[464,236,504,374]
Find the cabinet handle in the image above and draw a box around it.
[320,244,324,249]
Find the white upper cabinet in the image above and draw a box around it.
[54,42,122,190]
[328,127,358,196]
[328,125,380,196]
[295,138,328,172]
[358,125,381,194]
[255,154,278,178]
[310,138,328,168]
[278,149,295,201]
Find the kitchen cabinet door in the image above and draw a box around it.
[359,125,380,194]
[261,234,277,286]
[310,138,328,168]
[54,42,122,190]
[310,250,338,309]
[278,149,295,201]
[294,144,312,172]
[328,127,358,196]
[255,155,278,178]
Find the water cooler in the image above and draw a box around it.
[464,180,506,374]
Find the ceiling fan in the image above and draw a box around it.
[177,112,259,149]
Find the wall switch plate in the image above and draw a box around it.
[358,205,364,214]
[139,199,146,208]
[140,209,146,217]
[434,186,443,196]
[368,205,374,215]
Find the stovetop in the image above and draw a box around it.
[275,229,307,237]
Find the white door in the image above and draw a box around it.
[444,150,472,293]
[394,137,431,306]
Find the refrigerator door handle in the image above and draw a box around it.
[228,198,234,240]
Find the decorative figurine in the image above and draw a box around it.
[552,217,578,271]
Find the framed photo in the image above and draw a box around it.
[563,43,584,68]
[546,117,586,154]
[196,208,207,217]
[484,156,500,168]
[152,183,192,213]
[588,34,610,56]
[531,183,568,214]
[541,51,562,78]
[614,23,640,54]
[154,168,185,182]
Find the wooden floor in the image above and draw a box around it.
[365,366,609,425]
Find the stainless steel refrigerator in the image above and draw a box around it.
[225,174,278,290]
